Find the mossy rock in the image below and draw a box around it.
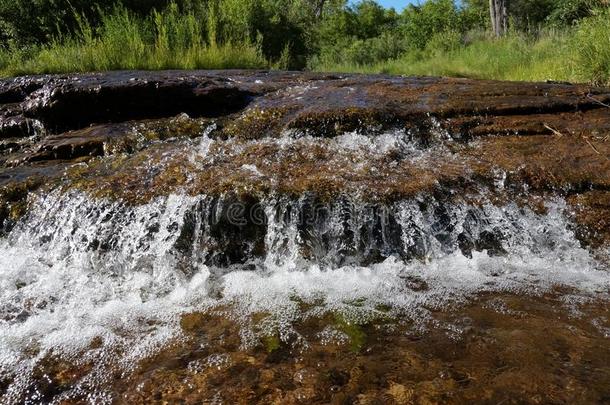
[334,313,367,353]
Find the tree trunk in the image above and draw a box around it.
[489,0,509,37]
[312,0,327,19]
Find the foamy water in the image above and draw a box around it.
[0,188,608,403]
[1,128,609,403]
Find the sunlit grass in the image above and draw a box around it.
[1,42,265,76]
[314,10,610,86]
[314,32,575,83]
[0,5,267,76]
[0,5,607,86]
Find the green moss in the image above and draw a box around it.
[346,298,367,307]
[0,178,46,228]
[334,313,367,353]
[1,181,31,202]
[223,107,290,140]
[375,304,392,313]
[261,334,281,354]
[289,107,398,138]
[9,200,28,220]
[250,312,283,354]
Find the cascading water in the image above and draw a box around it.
[1,71,610,403]
[0,130,608,404]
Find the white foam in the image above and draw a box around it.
[240,164,263,177]
[0,190,608,403]
[189,128,428,166]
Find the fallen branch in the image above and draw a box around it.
[585,138,601,154]
[584,137,610,161]
[587,93,610,108]
[543,124,564,137]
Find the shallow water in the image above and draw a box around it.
[0,183,608,403]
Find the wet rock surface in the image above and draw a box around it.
[0,70,608,246]
[0,70,609,404]
[119,294,610,405]
[12,294,610,405]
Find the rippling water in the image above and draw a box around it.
[0,184,608,403]
[0,130,609,403]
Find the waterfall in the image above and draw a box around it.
[0,182,608,403]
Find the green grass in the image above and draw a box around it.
[1,41,265,76]
[313,32,574,83]
[0,4,267,76]
[571,7,610,85]
[0,5,607,86]
[313,9,610,86]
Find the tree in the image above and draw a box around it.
[461,0,491,30]
[489,0,508,36]
[509,0,554,30]
[401,0,461,49]
[310,0,327,19]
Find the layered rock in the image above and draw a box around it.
[1,70,610,405]
[0,70,609,254]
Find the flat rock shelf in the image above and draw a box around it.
[0,71,609,404]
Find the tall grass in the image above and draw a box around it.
[0,4,607,86]
[0,4,266,76]
[313,10,610,86]
[313,31,573,82]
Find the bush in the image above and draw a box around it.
[424,30,463,57]
[312,30,406,68]
[547,0,608,26]
[0,0,189,47]
[347,32,407,65]
[311,0,403,68]
[508,0,556,30]
[400,0,462,50]
[570,7,610,85]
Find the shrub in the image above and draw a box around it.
[0,0,188,47]
[570,7,610,85]
[400,0,462,50]
[424,30,463,57]
[547,0,608,26]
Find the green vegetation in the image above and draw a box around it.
[261,333,282,353]
[312,0,610,84]
[0,0,608,84]
[315,31,574,82]
[571,7,610,85]
[0,3,266,75]
[334,313,367,352]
